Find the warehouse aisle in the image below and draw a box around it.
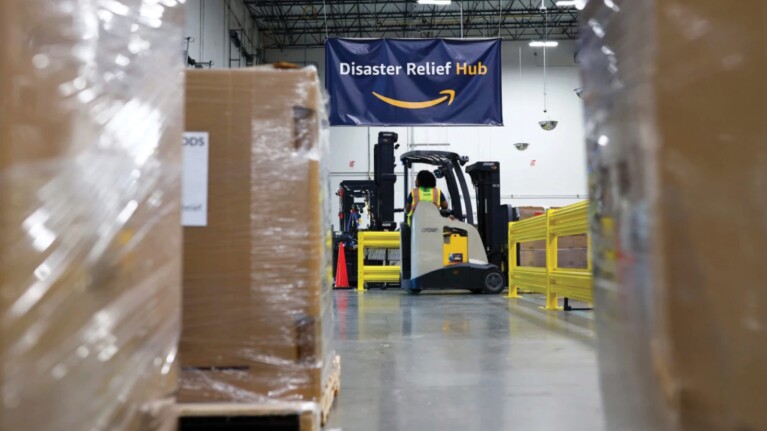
[326,291,605,431]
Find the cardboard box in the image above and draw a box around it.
[557,234,588,249]
[516,206,546,220]
[519,250,546,268]
[519,240,546,251]
[518,235,587,251]
[180,66,333,403]
[582,1,767,430]
[558,249,588,269]
[518,249,588,269]
[0,0,183,429]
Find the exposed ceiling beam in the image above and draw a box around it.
[244,0,579,49]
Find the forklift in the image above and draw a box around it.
[332,132,399,287]
[399,151,511,294]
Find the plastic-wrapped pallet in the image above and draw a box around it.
[580,1,767,430]
[0,1,184,430]
[180,66,335,410]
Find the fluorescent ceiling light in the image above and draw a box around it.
[529,41,559,47]
[417,0,452,5]
[556,0,586,9]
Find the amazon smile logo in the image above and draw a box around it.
[372,90,456,110]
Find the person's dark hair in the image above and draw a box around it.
[416,170,437,188]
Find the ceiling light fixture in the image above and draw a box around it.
[529,41,559,48]
[417,0,452,5]
[556,0,586,9]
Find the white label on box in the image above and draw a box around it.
[182,132,209,227]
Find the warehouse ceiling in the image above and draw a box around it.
[244,0,579,49]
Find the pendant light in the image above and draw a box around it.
[537,0,558,131]
[514,47,531,150]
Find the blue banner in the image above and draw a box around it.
[325,38,503,126]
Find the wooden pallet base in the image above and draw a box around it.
[177,355,341,430]
[177,402,319,431]
[320,354,341,425]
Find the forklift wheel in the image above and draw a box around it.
[402,279,421,295]
[403,285,421,295]
[482,269,505,294]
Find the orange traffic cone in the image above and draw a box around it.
[335,242,350,289]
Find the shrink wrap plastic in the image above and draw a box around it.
[180,66,335,408]
[0,0,184,430]
[581,1,767,430]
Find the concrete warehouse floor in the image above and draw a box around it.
[326,290,605,431]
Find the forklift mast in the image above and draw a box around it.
[337,180,376,233]
[334,132,399,287]
[465,162,510,270]
[337,132,398,233]
[400,151,474,225]
[373,132,398,230]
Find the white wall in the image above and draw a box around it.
[184,0,261,68]
[268,41,587,227]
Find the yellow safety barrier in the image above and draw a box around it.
[357,231,401,291]
[508,200,593,309]
[508,213,551,305]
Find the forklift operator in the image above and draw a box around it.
[405,170,449,225]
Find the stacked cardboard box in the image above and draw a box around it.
[0,1,184,430]
[582,1,767,430]
[515,207,589,269]
[180,66,334,405]
[516,207,547,266]
[517,206,547,221]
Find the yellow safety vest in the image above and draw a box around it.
[407,187,441,225]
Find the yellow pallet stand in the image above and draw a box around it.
[357,231,401,291]
[507,212,553,306]
[548,201,593,304]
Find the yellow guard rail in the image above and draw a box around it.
[357,231,401,291]
[508,201,593,309]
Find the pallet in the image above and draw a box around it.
[177,401,320,431]
[320,354,341,425]
[176,355,341,431]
